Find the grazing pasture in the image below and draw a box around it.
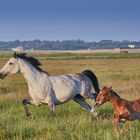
[0,51,140,140]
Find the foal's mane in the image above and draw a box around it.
[16,53,46,73]
[110,90,121,99]
[102,86,121,99]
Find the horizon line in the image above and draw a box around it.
[0,39,140,42]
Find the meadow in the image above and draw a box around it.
[0,51,140,140]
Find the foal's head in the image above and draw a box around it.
[94,86,112,106]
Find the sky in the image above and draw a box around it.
[0,0,140,41]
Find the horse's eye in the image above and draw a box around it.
[102,94,105,97]
[9,62,13,65]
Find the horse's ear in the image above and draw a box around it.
[109,86,112,90]
[108,86,112,94]
[13,52,17,58]
[101,86,107,94]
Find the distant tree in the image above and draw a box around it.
[0,39,140,51]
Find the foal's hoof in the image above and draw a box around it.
[116,129,123,134]
[126,129,130,132]
[119,118,126,123]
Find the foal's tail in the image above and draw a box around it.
[82,70,100,93]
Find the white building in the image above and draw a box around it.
[128,45,135,48]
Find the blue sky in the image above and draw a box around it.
[0,0,140,41]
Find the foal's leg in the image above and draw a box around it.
[73,95,92,112]
[113,115,121,132]
[22,99,38,116]
[138,114,140,122]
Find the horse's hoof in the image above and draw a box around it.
[26,113,31,117]
[30,115,36,119]
[26,113,35,119]
[51,113,56,118]
[93,111,98,116]
[90,107,96,113]
[27,115,36,119]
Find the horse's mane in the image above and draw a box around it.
[16,53,47,73]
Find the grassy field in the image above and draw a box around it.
[0,50,140,59]
[0,52,140,140]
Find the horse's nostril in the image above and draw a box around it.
[94,102,98,106]
[0,73,4,79]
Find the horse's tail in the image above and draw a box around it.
[82,70,100,93]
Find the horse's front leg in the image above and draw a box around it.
[85,92,98,114]
[22,99,39,117]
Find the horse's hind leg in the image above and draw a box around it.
[45,97,56,117]
[73,95,93,113]
[48,102,56,117]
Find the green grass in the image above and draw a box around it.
[0,100,140,140]
[40,52,140,59]
[0,53,140,139]
[0,51,140,59]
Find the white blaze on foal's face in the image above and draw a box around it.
[0,58,20,79]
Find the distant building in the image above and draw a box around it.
[128,45,135,48]
[12,45,24,52]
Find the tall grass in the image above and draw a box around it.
[0,53,140,139]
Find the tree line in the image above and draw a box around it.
[0,39,140,51]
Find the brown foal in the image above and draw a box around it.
[94,86,140,132]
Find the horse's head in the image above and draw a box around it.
[0,52,20,79]
[94,86,112,106]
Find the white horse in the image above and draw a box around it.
[0,52,100,117]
